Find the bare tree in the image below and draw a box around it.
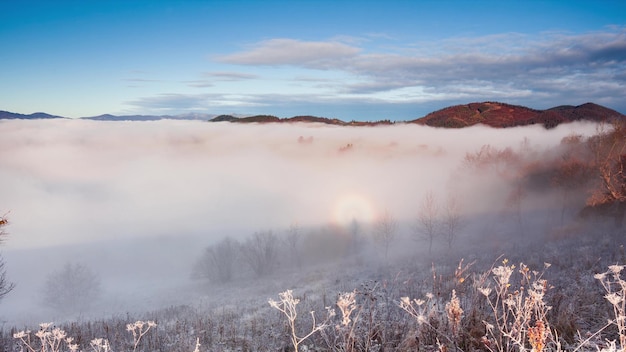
[414,191,440,255]
[42,262,101,314]
[284,223,302,270]
[0,215,15,301]
[372,210,397,264]
[241,230,279,277]
[441,194,464,250]
[194,236,240,283]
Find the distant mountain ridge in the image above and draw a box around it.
[0,111,64,120]
[84,113,215,121]
[1,102,624,128]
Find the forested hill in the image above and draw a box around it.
[408,102,625,128]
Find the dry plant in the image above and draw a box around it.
[269,289,335,352]
[90,338,112,352]
[399,290,464,350]
[446,289,463,339]
[478,259,555,352]
[13,320,165,352]
[595,264,626,349]
[13,323,79,352]
[126,320,157,352]
[324,290,363,352]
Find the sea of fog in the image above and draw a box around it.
[0,119,601,326]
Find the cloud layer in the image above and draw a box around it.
[0,119,601,250]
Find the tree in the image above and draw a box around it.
[464,143,538,237]
[586,121,626,228]
[414,191,440,255]
[241,230,279,277]
[442,194,464,250]
[194,236,240,283]
[551,136,595,225]
[0,215,15,301]
[284,223,302,270]
[463,144,520,176]
[42,262,101,314]
[372,210,397,264]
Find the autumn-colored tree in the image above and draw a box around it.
[464,143,529,236]
[463,144,520,176]
[586,121,626,227]
[550,135,595,225]
[0,215,14,301]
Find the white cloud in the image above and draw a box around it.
[217,38,361,67]
[209,28,626,113]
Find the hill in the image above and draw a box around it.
[0,111,64,120]
[409,102,625,128]
[209,114,394,126]
[83,113,215,121]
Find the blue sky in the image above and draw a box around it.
[1,1,625,121]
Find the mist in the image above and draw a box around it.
[0,119,602,326]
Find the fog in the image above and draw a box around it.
[0,119,601,326]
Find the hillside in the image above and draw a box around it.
[410,102,625,128]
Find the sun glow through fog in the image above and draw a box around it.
[332,193,376,226]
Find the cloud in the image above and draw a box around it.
[209,28,626,114]
[186,71,259,88]
[217,38,361,67]
[125,93,215,113]
[186,81,214,88]
[202,71,259,80]
[0,119,601,250]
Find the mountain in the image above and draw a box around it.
[83,113,215,121]
[1,102,624,127]
[409,102,625,128]
[0,111,64,120]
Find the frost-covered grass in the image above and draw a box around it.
[3,224,626,351]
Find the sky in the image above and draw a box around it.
[1,1,625,120]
